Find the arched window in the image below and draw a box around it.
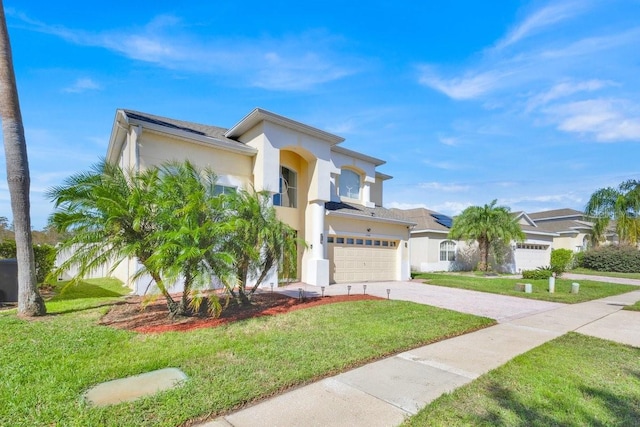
[339,169,361,199]
[440,240,456,261]
[273,166,297,208]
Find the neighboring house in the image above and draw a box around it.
[395,208,559,273]
[98,108,412,293]
[390,208,457,273]
[527,209,595,252]
[511,211,559,272]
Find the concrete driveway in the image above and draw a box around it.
[279,280,565,322]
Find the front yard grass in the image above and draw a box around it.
[414,273,635,303]
[0,279,494,427]
[570,267,640,280]
[403,333,640,426]
[624,300,640,311]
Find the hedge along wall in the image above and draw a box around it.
[581,244,640,273]
[0,240,56,284]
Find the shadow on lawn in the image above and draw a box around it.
[46,300,126,316]
[49,282,126,301]
[477,381,640,426]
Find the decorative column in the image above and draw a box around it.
[303,200,329,286]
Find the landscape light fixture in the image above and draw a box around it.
[386,289,391,299]
[347,285,351,296]
[363,284,367,295]
[321,286,325,297]
[298,287,303,301]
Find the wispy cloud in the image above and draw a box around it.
[419,182,470,192]
[418,67,507,100]
[422,159,465,170]
[526,79,614,111]
[502,193,583,205]
[62,77,101,93]
[414,0,640,149]
[544,98,640,142]
[8,11,358,91]
[494,1,588,50]
[432,201,473,216]
[438,136,458,146]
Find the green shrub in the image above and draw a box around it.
[522,267,553,280]
[582,245,640,273]
[0,240,57,285]
[572,251,585,269]
[550,248,573,277]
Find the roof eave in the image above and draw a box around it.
[126,117,258,156]
[332,146,386,166]
[326,210,415,226]
[225,108,345,145]
[106,109,130,164]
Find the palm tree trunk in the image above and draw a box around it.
[0,3,45,317]
[148,270,180,316]
[478,237,489,272]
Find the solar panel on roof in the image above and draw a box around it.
[431,213,453,228]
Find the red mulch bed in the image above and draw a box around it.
[99,292,382,334]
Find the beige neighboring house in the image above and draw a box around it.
[395,208,558,273]
[527,209,594,252]
[96,108,412,294]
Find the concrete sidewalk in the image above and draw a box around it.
[200,285,640,427]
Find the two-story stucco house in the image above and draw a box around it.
[105,108,413,293]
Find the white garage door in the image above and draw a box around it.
[328,236,397,283]
[514,243,551,272]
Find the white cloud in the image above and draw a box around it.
[9,11,357,91]
[432,201,473,216]
[526,79,614,111]
[63,77,101,93]
[545,99,640,142]
[502,193,583,205]
[494,1,587,50]
[418,67,506,100]
[419,182,470,192]
[422,159,465,170]
[438,136,458,146]
[538,27,640,60]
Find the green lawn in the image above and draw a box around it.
[414,273,635,303]
[570,267,640,280]
[0,279,493,427]
[404,333,640,426]
[624,300,640,312]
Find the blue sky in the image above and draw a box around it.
[2,0,639,229]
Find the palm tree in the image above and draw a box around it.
[449,199,525,272]
[220,188,299,305]
[48,161,236,317]
[0,2,46,316]
[47,161,181,312]
[144,162,233,316]
[585,179,640,246]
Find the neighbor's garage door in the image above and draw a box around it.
[514,243,550,272]
[328,236,397,283]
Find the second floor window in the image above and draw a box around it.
[273,166,297,208]
[339,169,361,199]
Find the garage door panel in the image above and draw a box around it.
[329,242,397,284]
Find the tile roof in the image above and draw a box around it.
[325,202,414,224]
[533,219,593,233]
[121,109,249,150]
[389,208,451,232]
[528,208,584,220]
